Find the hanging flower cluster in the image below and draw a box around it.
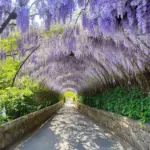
[11,25,149,93]
[1,0,150,93]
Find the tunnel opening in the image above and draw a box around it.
[63,91,77,102]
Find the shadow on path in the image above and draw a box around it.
[11,101,135,150]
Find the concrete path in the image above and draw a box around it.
[11,101,135,150]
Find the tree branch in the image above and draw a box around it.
[28,0,41,11]
[0,9,17,34]
[5,46,38,57]
[137,36,150,50]
[11,45,40,87]
[69,0,90,37]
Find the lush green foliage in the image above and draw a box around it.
[0,58,20,88]
[78,86,150,123]
[0,85,60,121]
[0,58,61,125]
[0,33,20,52]
[42,24,64,37]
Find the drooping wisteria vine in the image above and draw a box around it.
[1,0,150,94]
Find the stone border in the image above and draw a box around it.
[75,102,150,150]
[0,101,63,150]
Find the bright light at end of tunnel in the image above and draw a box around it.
[63,91,77,101]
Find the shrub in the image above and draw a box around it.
[78,86,150,123]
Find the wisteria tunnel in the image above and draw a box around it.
[0,0,150,150]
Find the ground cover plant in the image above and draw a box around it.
[78,86,150,123]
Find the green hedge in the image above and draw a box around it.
[78,87,150,123]
[0,86,61,125]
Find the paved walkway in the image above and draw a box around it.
[11,101,135,150]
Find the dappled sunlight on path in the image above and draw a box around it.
[11,101,135,150]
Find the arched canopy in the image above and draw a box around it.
[1,0,150,94]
